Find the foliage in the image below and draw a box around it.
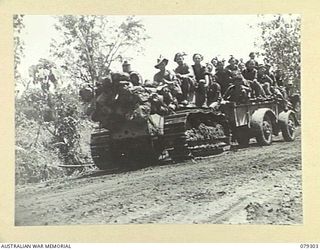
[15,15,150,184]
[255,15,301,89]
[50,15,149,88]
[15,57,97,184]
[15,113,64,184]
[22,58,85,163]
[49,87,82,164]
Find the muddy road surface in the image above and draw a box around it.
[15,129,302,225]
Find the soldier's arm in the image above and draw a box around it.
[186,64,195,78]
[204,74,211,88]
[265,74,274,85]
[253,69,258,80]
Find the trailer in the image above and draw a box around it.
[221,99,299,147]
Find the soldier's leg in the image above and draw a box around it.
[280,87,288,100]
[188,78,195,103]
[251,81,266,98]
[249,81,259,98]
[207,83,221,106]
[195,82,206,107]
[180,78,189,102]
[262,82,272,96]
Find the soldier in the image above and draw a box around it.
[223,73,250,104]
[192,53,207,107]
[154,56,173,84]
[242,59,258,81]
[242,60,266,99]
[257,64,272,96]
[122,60,143,86]
[264,62,276,84]
[238,62,246,72]
[174,52,195,104]
[153,56,181,108]
[225,55,240,76]
[91,75,118,125]
[211,57,218,72]
[275,69,285,88]
[274,69,289,99]
[264,62,285,98]
[214,60,233,96]
[205,63,221,108]
[245,52,259,69]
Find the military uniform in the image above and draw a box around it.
[206,74,221,106]
[245,59,259,69]
[225,64,240,76]
[214,69,233,96]
[175,63,195,103]
[192,64,207,106]
[242,68,258,81]
[154,70,181,106]
[257,73,272,96]
[241,68,266,98]
[223,76,250,104]
[257,73,273,85]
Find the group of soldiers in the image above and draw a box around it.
[90,52,289,126]
[149,52,289,109]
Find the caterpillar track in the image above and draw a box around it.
[90,128,163,172]
[90,108,231,171]
[90,129,118,172]
[163,108,231,161]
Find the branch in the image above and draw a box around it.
[43,123,57,137]
[106,35,126,69]
[73,23,96,84]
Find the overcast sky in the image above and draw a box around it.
[20,15,268,82]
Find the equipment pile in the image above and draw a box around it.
[81,73,172,129]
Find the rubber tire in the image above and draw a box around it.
[294,100,301,121]
[280,112,296,142]
[255,114,273,146]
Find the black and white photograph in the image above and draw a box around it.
[14,14,301,226]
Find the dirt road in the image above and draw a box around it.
[15,129,302,225]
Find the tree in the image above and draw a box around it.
[255,15,301,88]
[50,15,149,88]
[18,58,87,165]
[13,15,25,81]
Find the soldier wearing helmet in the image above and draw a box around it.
[122,61,143,86]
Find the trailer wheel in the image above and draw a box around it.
[294,100,301,121]
[280,112,296,142]
[256,114,273,146]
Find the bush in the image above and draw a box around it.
[15,116,65,184]
[15,86,97,184]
